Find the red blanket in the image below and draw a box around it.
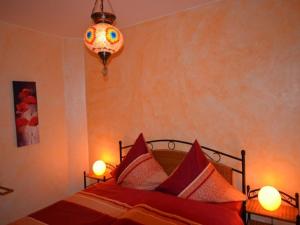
[10,183,244,225]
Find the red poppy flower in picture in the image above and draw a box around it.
[13,81,40,147]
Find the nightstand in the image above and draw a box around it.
[83,171,112,189]
[246,186,300,225]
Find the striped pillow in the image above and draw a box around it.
[156,140,246,202]
[116,133,168,190]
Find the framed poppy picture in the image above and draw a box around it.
[12,81,40,147]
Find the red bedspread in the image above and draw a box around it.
[10,183,244,225]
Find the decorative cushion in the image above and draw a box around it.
[156,140,208,195]
[156,140,246,202]
[151,149,233,184]
[115,133,168,190]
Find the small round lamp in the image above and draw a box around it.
[258,186,281,211]
[92,160,107,176]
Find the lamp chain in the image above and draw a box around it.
[91,0,115,16]
[107,0,115,14]
[92,0,97,14]
[92,0,104,14]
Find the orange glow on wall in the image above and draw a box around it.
[258,186,282,211]
[85,0,300,198]
[101,150,115,164]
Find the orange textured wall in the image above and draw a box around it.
[0,21,68,224]
[85,0,300,196]
[0,22,88,224]
[63,38,89,194]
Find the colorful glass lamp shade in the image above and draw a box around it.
[258,186,282,211]
[92,160,107,176]
[84,0,124,75]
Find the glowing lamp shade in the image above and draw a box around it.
[92,160,107,176]
[258,186,282,211]
[84,23,123,55]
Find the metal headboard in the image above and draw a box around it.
[118,138,246,223]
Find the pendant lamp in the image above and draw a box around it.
[84,0,124,75]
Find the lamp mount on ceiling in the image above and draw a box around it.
[84,0,124,76]
[91,0,116,24]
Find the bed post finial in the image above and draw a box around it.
[241,149,246,225]
[119,141,122,163]
[241,150,246,193]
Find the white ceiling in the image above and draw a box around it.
[0,0,213,38]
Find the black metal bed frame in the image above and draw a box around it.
[118,138,247,223]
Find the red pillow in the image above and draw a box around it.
[156,140,246,202]
[114,133,148,180]
[115,133,168,190]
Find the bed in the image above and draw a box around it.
[10,135,246,225]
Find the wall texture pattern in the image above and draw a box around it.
[63,38,89,194]
[85,0,300,197]
[0,21,69,224]
[0,23,88,224]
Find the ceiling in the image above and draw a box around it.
[0,0,213,38]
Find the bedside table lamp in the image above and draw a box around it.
[92,160,107,176]
[258,186,282,211]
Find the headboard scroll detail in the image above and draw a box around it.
[119,139,246,193]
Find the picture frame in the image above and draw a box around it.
[12,81,40,147]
